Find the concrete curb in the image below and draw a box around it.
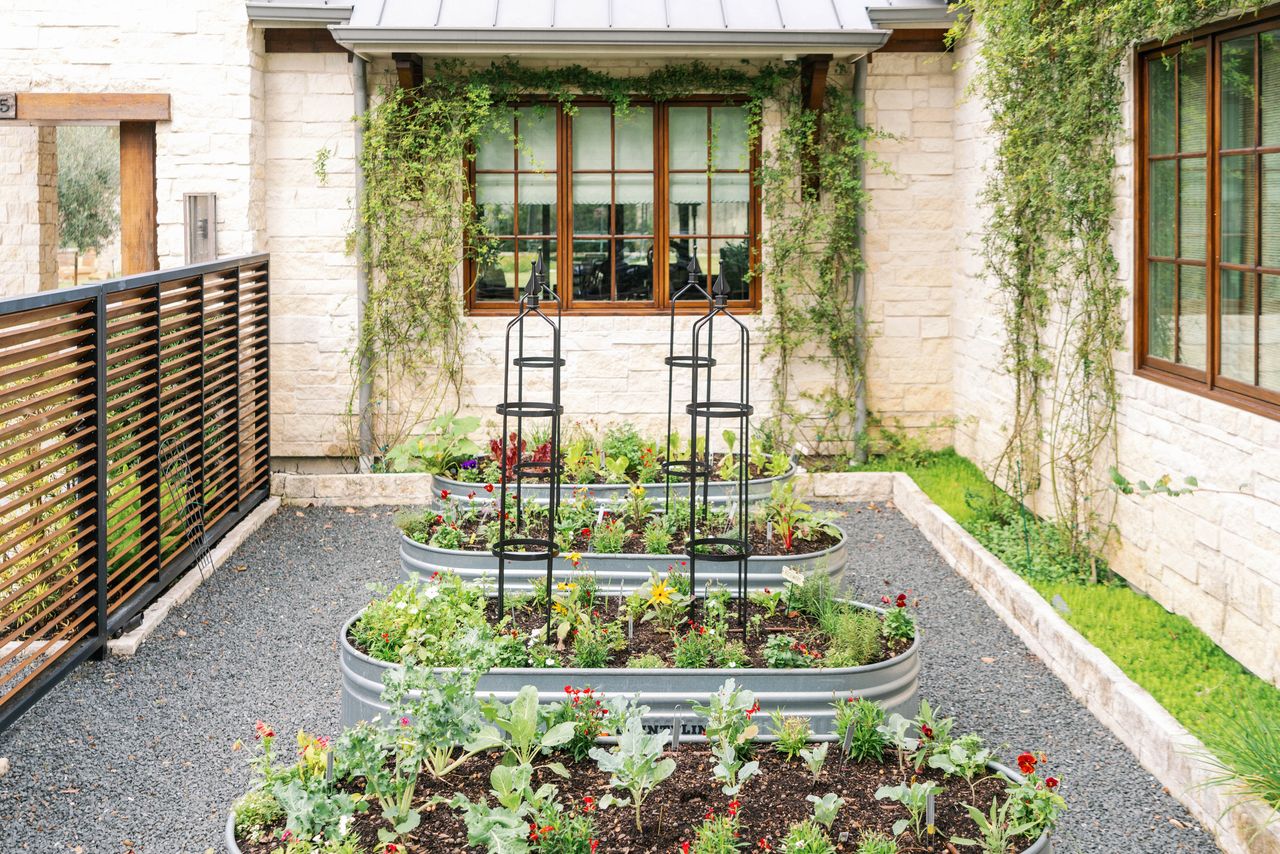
[108,497,282,657]
[272,472,434,507]
[798,471,1279,854]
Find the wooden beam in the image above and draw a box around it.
[119,122,158,275]
[394,53,423,89]
[14,93,170,123]
[800,54,833,114]
[264,28,347,53]
[881,28,950,53]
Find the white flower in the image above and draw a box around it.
[395,601,407,610]
[421,586,440,601]
[545,657,556,665]
[338,815,352,837]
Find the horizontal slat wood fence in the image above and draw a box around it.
[0,255,269,731]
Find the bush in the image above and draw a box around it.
[823,610,882,667]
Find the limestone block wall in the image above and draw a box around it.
[863,52,956,439]
[0,126,57,296]
[260,54,958,458]
[0,0,265,287]
[948,37,1280,686]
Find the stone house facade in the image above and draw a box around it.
[1,0,1277,685]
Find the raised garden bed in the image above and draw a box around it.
[339,571,920,733]
[228,679,1060,854]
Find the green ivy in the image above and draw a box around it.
[950,1,1269,564]
[354,58,870,459]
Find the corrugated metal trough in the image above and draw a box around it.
[398,529,849,593]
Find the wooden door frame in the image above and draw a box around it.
[9,92,170,275]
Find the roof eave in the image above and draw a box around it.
[247,2,354,25]
[866,5,957,29]
[330,27,890,58]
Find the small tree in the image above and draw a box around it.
[57,126,119,284]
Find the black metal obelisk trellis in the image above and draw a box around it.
[662,256,713,515]
[674,265,753,627]
[494,254,563,633]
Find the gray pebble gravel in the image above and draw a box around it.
[0,502,1223,853]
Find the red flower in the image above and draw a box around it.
[683,843,691,854]
[440,489,450,499]
[727,799,741,817]
[382,632,390,641]
[582,527,591,537]
[1017,752,1037,775]
[468,491,476,500]
[590,842,599,852]
[565,685,574,693]
[920,723,934,739]
[386,846,397,853]
[881,595,891,604]
[1045,776,1059,789]
[895,593,907,608]
[583,796,596,812]
[704,807,715,820]
[485,483,494,493]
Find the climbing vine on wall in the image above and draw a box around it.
[951,0,1268,566]
[354,59,870,459]
[760,76,874,451]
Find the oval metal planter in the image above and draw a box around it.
[399,528,849,594]
[338,604,919,735]
[432,463,795,507]
[225,758,1051,853]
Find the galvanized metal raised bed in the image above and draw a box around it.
[398,528,849,593]
[338,602,919,735]
[432,462,795,507]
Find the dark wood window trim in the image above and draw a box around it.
[465,97,762,316]
[1135,7,1280,420]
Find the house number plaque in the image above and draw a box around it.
[0,94,15,119]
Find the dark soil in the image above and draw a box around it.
[411,515,841,557]
[352,595,904,669]
[236,745,1028,854]
[446,452,787,485]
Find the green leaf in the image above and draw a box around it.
[544,761,571,779]
[541,721,577,749]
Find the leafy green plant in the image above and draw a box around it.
[335,722,422,844]
[874,780,940,840]
[879,593,916,644]
[769,710,811,761]
[806,792,844,830]
[692,679,761,795]
[641,516,674,554]
[626,652,666,668]
[854,830,899,854]
[589,716,676,830]
[689,807,746,853]
[1199,708,1280,813]
[951,797,1036,853]
[350,574,494,667]
[381,665,497,779]
[838,697,887,763]
[877,713,920,776]
[231,789,283,841]
[1002,753,1066,840]
[600,455,633,484]
[800,741,829,782]
[822,608,882,667]
[384,412,482,473]
[783,819,836,854]
[483,685,576,770]
[589,517,627,553]
[928,732,994,800]
[763,633,821,668]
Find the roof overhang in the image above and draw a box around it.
[329,27,889,59]
[866,2,956,29]
[246,1,353,26]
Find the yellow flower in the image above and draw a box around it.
[647,579,673,606]
[566,551,582,566]
[629,484,647,498]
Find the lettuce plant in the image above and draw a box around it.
[589,716,676,830]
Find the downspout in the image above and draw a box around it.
[852,54,869,464]
[353,53,374,472]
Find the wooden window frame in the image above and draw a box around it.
[1135,8,1280,419]
[465,97,762,316]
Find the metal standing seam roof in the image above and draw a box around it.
[312,0,953,57]
[245,0,354,25]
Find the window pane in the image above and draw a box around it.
[1262,273,1280,390]
[1148,262,1176,361]
[1263,30,1280,145]
[615,107,653,169]
[669,107,707,169]
[669,173,707,234]
[572,107,611,170]
[572,239,610,301]
[477,174,515,234]
[1179,159,1206,259]
[1179,265,1207,370]
[1149,159,1176,257]
[615,174,653,233]
[1222,36,1256,150]
[711,106,750,170]
[1221,154,1257,266]
[669,237,709,297]
[1220,269,1255,383]
[517,174,556,236]
[1179,47,1208,152]
[477,116,514,170]
[518,107,557,171]
[1148,56,1176,156]
[1264,153,1280,268]
[711,173,750,235]
[518,239,557,290]
[615,239,654,301]
[711,239,751,300]
[572,173,610,234]
[475,238,516,301]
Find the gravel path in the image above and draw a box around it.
[0,502,1221,853]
